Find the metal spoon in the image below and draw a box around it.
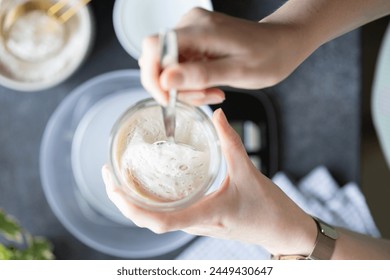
[159,30,178,142]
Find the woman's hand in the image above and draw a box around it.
[102,109,317,256]
[139,8,311,106]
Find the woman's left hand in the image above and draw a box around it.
[102,109,316,256]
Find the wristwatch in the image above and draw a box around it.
[272,216,339,260]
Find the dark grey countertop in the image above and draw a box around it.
[0,0,361,259]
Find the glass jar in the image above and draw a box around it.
[109,98,222,211]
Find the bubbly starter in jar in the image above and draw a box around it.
[116,106,211,202]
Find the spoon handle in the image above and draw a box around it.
[160,30,178,142]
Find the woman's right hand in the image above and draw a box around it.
[139,8,312,106]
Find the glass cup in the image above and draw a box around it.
[109,98,222,211]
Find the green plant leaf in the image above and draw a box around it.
[0,209,54,259]
[0,209,23,243]
[17,237,54,260]
[0,243,12,260]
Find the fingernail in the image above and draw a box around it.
[138,56,144,67]
[178,92,206,102]
[215,108,228,123]
[205,94,225,105]
[102,165,112,185]
[156,94,168,106]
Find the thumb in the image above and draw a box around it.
[212,109,252,175]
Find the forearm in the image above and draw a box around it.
[332,228,390,259]
[262,0,390,50]
[262,0,390,259]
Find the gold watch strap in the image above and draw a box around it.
[271,254,307,260]
[307,217,338,260]
[272,216,338,260]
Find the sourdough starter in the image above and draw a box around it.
[116,106,211,202]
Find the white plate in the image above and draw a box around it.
[71,89,146,226]
[40,70,196,258]
[113,0,213,59]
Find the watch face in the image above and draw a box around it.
[320,222,339,239]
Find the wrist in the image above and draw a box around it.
[272,216,340,260]
[286,213,318,256]
[259,3,324,58]
[253,19,318,85]
[268,212,318,257]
